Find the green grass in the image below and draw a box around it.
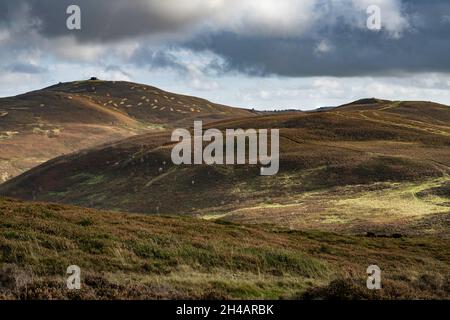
[0,198,449,299]
[70,173,106,186]
[216,177,450,236]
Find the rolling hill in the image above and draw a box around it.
[0,80,254,182]
[1,99,449,236]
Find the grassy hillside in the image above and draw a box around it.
[0,198,449,300]
[43,80,253,127]
[1,100,449,236]
[0,80,253,182]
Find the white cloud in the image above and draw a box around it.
[213,0,317,37]
[47,37,107,61]
[314,40,334,55]
[141,0,409,39]
[115,0,318,38]
[351,0,410,38]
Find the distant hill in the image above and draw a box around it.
[312,106,336,112]
[0,80,253,181]
[339,98,389,107]
[1,99,449,236]
[336,99,450,125]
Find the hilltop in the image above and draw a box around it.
[1,99,449,236]
[0,198,448,299]
[0,80,253,181]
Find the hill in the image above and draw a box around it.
[0,80,253,182]
[337,99,450,125]
[1,99,449,236]
[0,198,449,299]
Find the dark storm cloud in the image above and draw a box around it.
[180,0,450,77]
[1,0,450,77]
[183,25,450,77]
[21,0,206,42]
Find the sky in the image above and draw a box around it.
[0,0,450,110]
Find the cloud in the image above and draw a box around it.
[2,0,411,42]
[0,0,450,107]
[46,37,107,61]
[128,46,227,91]
[210,0,317,37]
[12,0,318,42]
[101,65,132,81]
[0,29,10,43]
[7,62,46,74]
[176,0,449,77]
[0,71,46,97]
[314,40,334,55]
[231,72,450,109]
[1,0,444,78]
[351,0,410,38]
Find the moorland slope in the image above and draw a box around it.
[1,99,449,236]
[0,198,448,299]
[0,80,253,181]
